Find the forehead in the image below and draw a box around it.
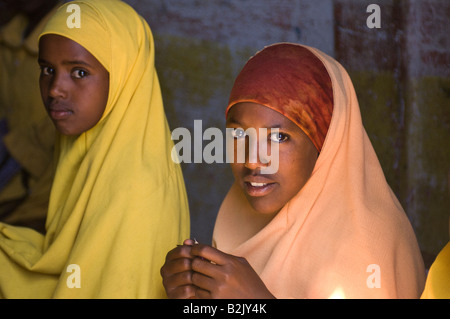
[226,102,299,131]
[38,34,103,69]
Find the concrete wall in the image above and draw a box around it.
[125,0,449,263]
[334,0,449,265]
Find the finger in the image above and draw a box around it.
[162,269,193,288]
[183,238,195,246]
[161,256,192,279]
[167,284,197,299]
[191,271,215,292]
[191,256,220,279]
[190,244,230,265]
[165,244,193,262]
[195,287,211,299]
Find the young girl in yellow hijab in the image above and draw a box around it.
[161,43,425,299]
[0,0,189,298]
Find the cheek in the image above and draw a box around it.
[83,79,109,120]
[277,149,315,193]
[99,76,110,108]
[39,78,49,100]
[70,91,106,135]
[92,93,108,118]
[227,138,246,164]
[96,77,109,119]
[230,162,243,180]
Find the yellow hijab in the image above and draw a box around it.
[0,0,189,298]
[421,242,450,299]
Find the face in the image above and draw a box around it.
[227,102,318,217]
[39,34,109,136]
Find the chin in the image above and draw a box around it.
[245,195,282,216]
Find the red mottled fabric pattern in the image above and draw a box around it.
[226,43,333,151]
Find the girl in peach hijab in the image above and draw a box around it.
[161,43,425,299]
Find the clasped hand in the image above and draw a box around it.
[160,239,275,299]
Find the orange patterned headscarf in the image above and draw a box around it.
[225,43,333,151]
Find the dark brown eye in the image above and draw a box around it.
[231,128,246,139]
[72,69,88,79]
[269,132,288,143]
[40,66,54,76]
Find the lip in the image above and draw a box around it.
[243,182,276,197]
[242,176,277,197]
[47,104,73,120]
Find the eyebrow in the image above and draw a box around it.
[38,58,93,68]
[226,116,241,125]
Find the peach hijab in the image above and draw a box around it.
[213,43,425,298]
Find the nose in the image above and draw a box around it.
[244,161,266,170]
[243,133,270,170]
[48,73,68,99]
